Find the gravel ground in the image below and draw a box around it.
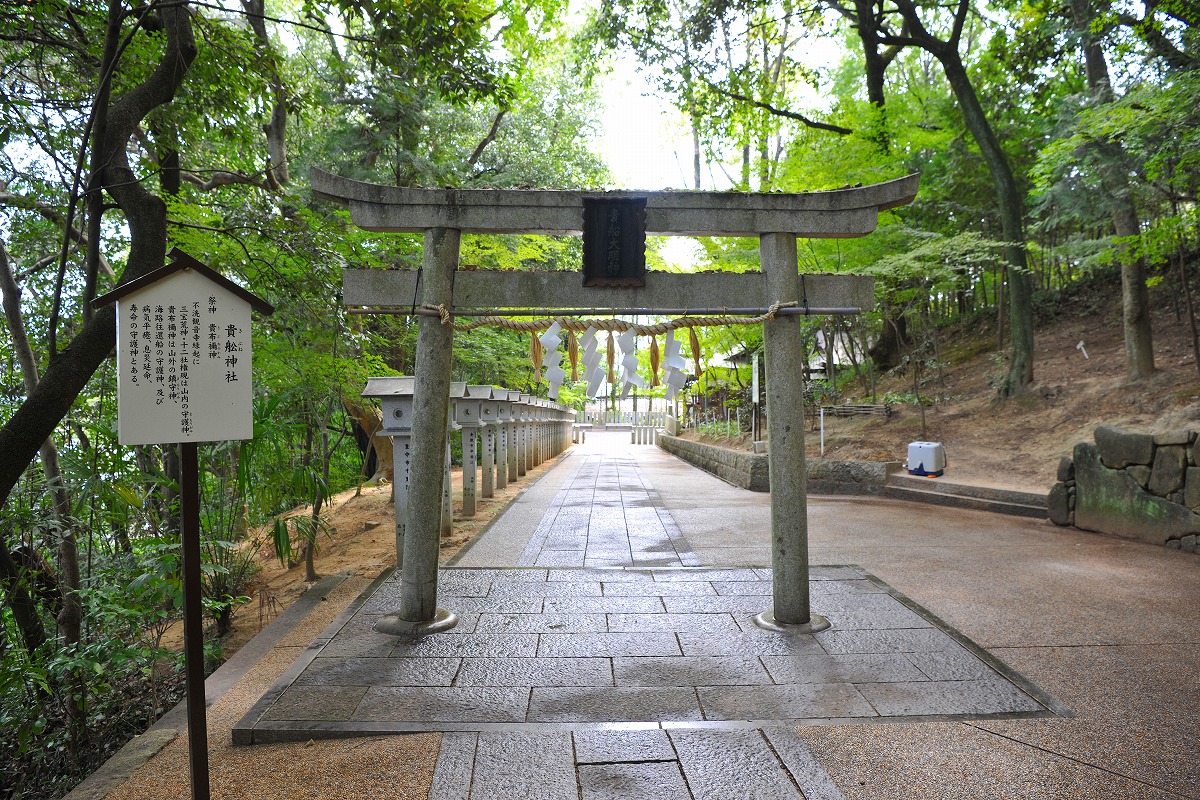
[104,576,441,800]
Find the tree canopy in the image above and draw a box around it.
[1,0,1197,794]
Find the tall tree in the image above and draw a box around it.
[0,0,196,622]
[840,0,1037,396]
[1070,0,1155,381]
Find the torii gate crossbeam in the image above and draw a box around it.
[314,167,919,635]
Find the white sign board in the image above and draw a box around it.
[752,353,760,404]
[115,269,254,445]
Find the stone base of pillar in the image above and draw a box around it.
[374,607,459,636]
[752,610,830,634]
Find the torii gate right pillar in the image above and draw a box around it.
[757,233,827,632]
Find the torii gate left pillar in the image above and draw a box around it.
[313,168,918,636]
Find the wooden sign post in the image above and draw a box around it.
[94,249,273,800]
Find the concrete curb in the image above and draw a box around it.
[62,571,353,800]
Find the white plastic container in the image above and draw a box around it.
[906,442,946,477]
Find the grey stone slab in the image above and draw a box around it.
[698,683,877,720]
[655,568,762,582]
[534,551,586,566]
[389,632,540,658]
[295,656,460,687]
[451,568,550,583]
[573,729,677,763]
[710,580,779,596]
[352,686,530,722]
[429,731,476,800]
[469,732,578,800]
[318,630,397,658]
[670,729,803,800]
[416,579,492,600]
[607,613,741,634]
[446,596,544,614]
[664,595,774,614]
[528,687,703,722]
[807,567,866,581]
[488,580,602,597]
[815,628,955,655]
[548,568,656,583]
[857,677,1045,716]
[423,576,498,598]
[797,592,913,613]
[678,632,826,657]
[626,535,675,551]
[456,657,613,687]
[476,612,607,633]
[578,762,692,800]
[761,728,847,800]
[584,548,633,561]
[907,646,1000,681]
[260,685,367,721]
[544,596,666,614]
[603,581,717,596]
[423,611,480,634]
[761,653,927,685]
[544,526,589,543]
[538,632,682,658]
[586,558,638,568]
[631,556,690,568]
[587,524,631,538]
[542,532,588,548]
[614,656,773,687]
[808,579,887,595]
[771,605,933,632]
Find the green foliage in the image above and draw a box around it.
[271,514,333,570]
[200,538,259,638]
[882,390,933,407]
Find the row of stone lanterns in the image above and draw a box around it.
[362,377,576,567]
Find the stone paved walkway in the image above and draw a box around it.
[515,453,699,568]
[232,433,1070,798]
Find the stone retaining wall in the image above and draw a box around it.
[656,435,892,495]
[658,435,770,491]
[1049,424,1200,552]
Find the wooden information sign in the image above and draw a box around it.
[94,249,273,800]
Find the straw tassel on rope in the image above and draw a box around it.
[649,336,661,387]
[567,330,579,382]
[606,331,616,385]
[530,333,543,383]
[688,326,703,378]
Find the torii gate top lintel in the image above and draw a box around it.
[311,167,919,238]
[319,165,921,634]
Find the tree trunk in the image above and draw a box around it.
[869,305,908,371]
[850,0,896,152]
[343,396,393,483]
[1,231,83,735]
[1071,0,1155,381]
[242,0,289,190]
[0,4,197,520]
[0,521,47,655]
[892,0,1034,395]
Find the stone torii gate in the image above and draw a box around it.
[313,167,919,636]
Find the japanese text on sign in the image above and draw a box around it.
[115,270,254,445]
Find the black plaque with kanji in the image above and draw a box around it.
[582,197,647,288]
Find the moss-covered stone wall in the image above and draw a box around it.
[1049,424,1200,552]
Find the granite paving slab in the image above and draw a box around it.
[233,566,1060,743]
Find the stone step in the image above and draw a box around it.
[883,477,1047,519]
